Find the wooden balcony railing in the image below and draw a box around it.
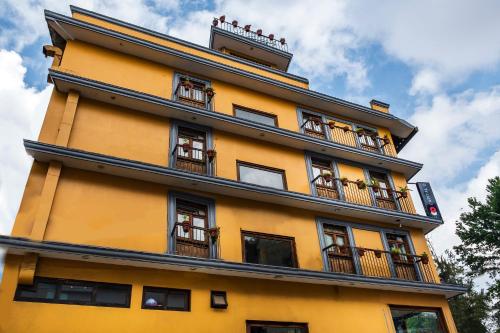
[312,176,416,214]
[172,144,217,175]
[302,118,397,157]
[171,223,221,259]
[323,245,437,284]
[174,81,214,109]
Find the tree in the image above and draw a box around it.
[435,251,490,333]
[454,176,500,331]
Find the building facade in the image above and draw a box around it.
[0,7,465,333]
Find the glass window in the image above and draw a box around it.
[14,277,131,308]
[142,287,190,311]
[247,321,308,333]
[390,307,447,333]
[238,162,286,190]
[243,232,297,268]
[234,107,277,127]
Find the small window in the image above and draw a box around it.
[210,290,228,309]
[142,287,190,311]
[246,321,309,333]
[237,161,286,190]
[234,106,277,127]
[242,231,297,268]
[14,277,131,308]
[390,306,448,333]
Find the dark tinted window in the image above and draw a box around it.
[15,277,131,308]
[238,162,286,190]
[390,307,447,333]
[243,232,297,268]
[234,107,277,127]
[247,321,308,333]
[142,287,190,311]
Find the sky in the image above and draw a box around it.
[0,0,499,280]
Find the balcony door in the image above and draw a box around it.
[369,171,397,210]
[387,234,418,281]
[357,126,381,153]
[175,200,209,258]
[323,225,355,274]
[302,113,326,139]
[311,159,339,199]
[176,77,207,108]
[176,127,207,174]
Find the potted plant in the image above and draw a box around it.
[322,171,333,183]
[232,20,238,27]
[382,135,391,145]
[208,227,219,242]
[340,177,349,187]
[312,117,322,126]
[280,38,286,45]
[407,256,414,264]
[212,18,218,27]
[399,186,410,198]
[355,128,365,137]
[357,248,365,257]
[374,249,382,258]
[328,121,336,129]
[420,252,429,264]
[390,247,401,260]
[244,24,251,32]
[182,78,193,91]
[269,34,274,41]
[370,178,380,193]
[256,29,262,36]
[204,87,215,98]
[181,218,191,233]
[343,126,350,132]
[356,179,367,190]
[182,143,190,153]
[219,15,225,23]
[206,149,217,161]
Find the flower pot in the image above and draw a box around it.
[313,118,321,126]
[212,18,218,26]
[357,248,365,257]
[182,143,190,153]
[205,88,215,98]
[322,174,333,183]
[244,24,251,32]
[280,38,286,45]
[391,253,400,261]
[343,126,350,132]
[383,137,391,145]
[208,228,219,242]
[340,178,349,187]
[421,256,429,264]
[374,250,382,258]
[182,221,191,233]
[207,149,217,161]
[328,121,336,129]
[356,180,366,190]
[256,29,262,36]
[407,256,414,263]
[232,20,238,27]
[269,34,274,41]
[356,130,365,137]
[401,191,408,198]
[219,15,225,23]
[372,186,380,193]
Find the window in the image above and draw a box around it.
[246,321,309,333]
[386,233,418,281]
[237,161,287,190]
[15,277,131,308]
[242,231,297,268]
[142,287,190,311]
[323,225,355,274]
[210,290,228,309]
[174,199,210,258]
[390,306,448,333]
[369,171,397,210]
[234,106,277,127]
[175,127,208,174]
[174,75,210,109]
[356,126,381,153]
[301,112,325,139]
[311,158,339,199]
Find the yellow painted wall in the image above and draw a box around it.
[0,255,457,333]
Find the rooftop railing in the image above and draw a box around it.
[212,16,289,53]
[323,245,437,284]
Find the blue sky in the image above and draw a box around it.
[0,0,499,279]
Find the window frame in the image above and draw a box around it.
[210,290,228,309]
[241,230,299,268]
[246,320,309,333]
[236,160,288,190]
[172,72,212,110]
[142,286,191,312]
[233,104,278,127]
[14,277,131,308]
[388,305,449,333]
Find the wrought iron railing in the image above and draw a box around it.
[212,16,289,53]
[171,223,221,259]
[301,118,397,157]
[322,245,436,284]
[172,144,217,175]
[312,176,416,214]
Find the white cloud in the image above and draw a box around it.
[409,69,441,95]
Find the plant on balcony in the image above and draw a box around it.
[269,34,274,41]
[244,24,251,32]
[420,252,429,264]
[212,18,218,27]
[256,29,262,36]
[322,171,333,183]
[204,87,216,102]
[357,248,366,257]
[382,135,391,145]
[232,20,238,27]
[407,256,415,263]
[312,117,322,126]
[390,247,401,260]
[206,149,217,162]
[340,177,349,186]
[328,121,336,129]
[374,249,382,258]
[182,143,191,153]
[343,125,350,132]
[399,186,410,198]
[280,38,286,45]
[356,179,367,190]
[182,78,194,91]
[355,128,365,137]
[219,15,226,23]
[181,218,191,233]
[208,227,219,242]
[370,178,380,193]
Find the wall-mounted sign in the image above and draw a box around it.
[416,182,442,220]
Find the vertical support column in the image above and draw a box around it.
[18,90,79,285]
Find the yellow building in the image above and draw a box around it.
[0,6,464,333]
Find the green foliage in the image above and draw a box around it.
[454,176,500,331]
[435,251,490,333]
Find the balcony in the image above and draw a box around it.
[323,245,436,284]
[302,116,397,157]
[171,143,217,175]
[171,223,220,259]
[312,175,416,214]
[174,78,214,109]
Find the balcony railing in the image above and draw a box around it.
[323,245,436,284]
[312,176,416,214]
[174,81,214,109]
[213,17,289,53]
[172,144,217,175]
[171,223,221,259]
[302,118,397,157]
